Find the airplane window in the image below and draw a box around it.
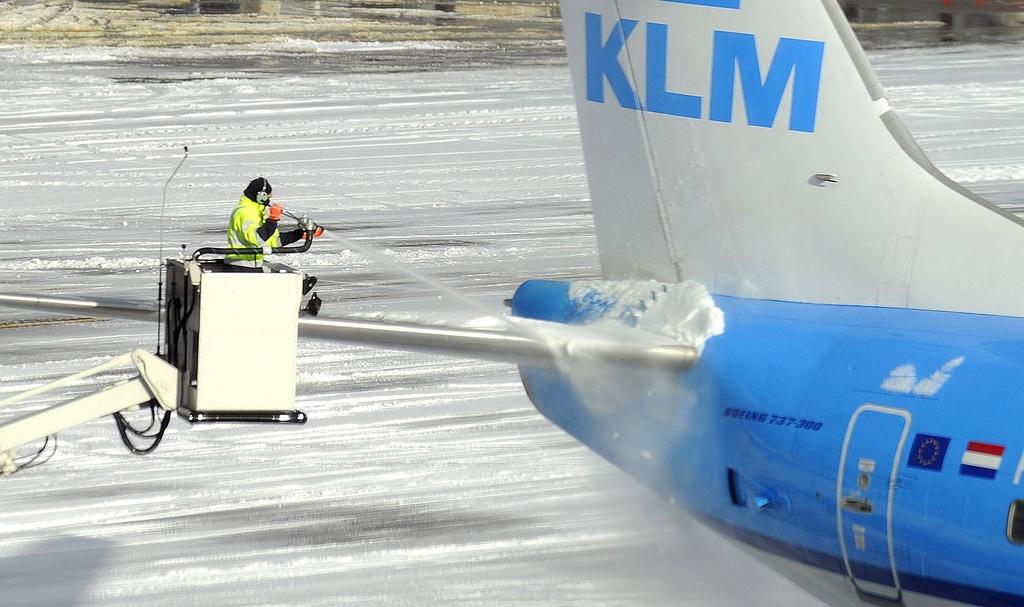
[1009,501,1024,544]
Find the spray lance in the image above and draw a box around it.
[189,205,324,261]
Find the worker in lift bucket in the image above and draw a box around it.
[225,177,324,315]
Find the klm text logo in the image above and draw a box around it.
[585,13,825,133]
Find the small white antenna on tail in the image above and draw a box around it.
[156,146,190,356]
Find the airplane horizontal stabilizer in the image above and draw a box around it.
[0,293,159,323]
[0,292,696,373]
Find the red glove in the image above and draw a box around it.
[268,204,284,221]
[304,226,324,239]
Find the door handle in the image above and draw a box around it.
[841,496,873,513]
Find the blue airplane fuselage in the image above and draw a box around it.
[513,279,1024,607]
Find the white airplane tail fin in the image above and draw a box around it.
[560,0,1024,317]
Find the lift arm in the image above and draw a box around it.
[0,350,178,476]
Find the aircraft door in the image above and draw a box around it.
[836,404,910,603]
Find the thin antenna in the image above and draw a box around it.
[156,146,190,357]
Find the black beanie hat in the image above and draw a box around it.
[244,177,272,203]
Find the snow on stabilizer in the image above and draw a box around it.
[512,279,725,354]
[567,280,724,353]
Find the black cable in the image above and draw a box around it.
[171,275,198,416]
[166,272,197,375]
[123,268,188,455]
[170,298,187,364]
[14,436,57,471]
[175,289,198,352]
[114,405,172,455]
[114,405,160,437]
[13,436,48,464]
[118,265,186,455]
[165,294,182,363]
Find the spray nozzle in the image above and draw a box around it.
[282,209,320,234]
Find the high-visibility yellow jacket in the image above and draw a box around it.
[226,195,281,267]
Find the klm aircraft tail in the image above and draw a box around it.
[560,0,1024,317]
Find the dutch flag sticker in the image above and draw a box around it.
[959,441,1006,480]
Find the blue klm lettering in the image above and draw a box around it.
[646,22,702,119]
[584,13,825,133]
[709,31,824,133]
[585,13,639,109]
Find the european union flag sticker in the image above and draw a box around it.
[908,434,951,472]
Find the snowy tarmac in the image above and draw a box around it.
[1,20,1023,607]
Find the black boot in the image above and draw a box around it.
[302,276,318,296]
[304,292,322,317]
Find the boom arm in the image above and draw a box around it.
[0,350,178,475]
[0,293,698,373]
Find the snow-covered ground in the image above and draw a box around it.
[0,22,1022,607]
